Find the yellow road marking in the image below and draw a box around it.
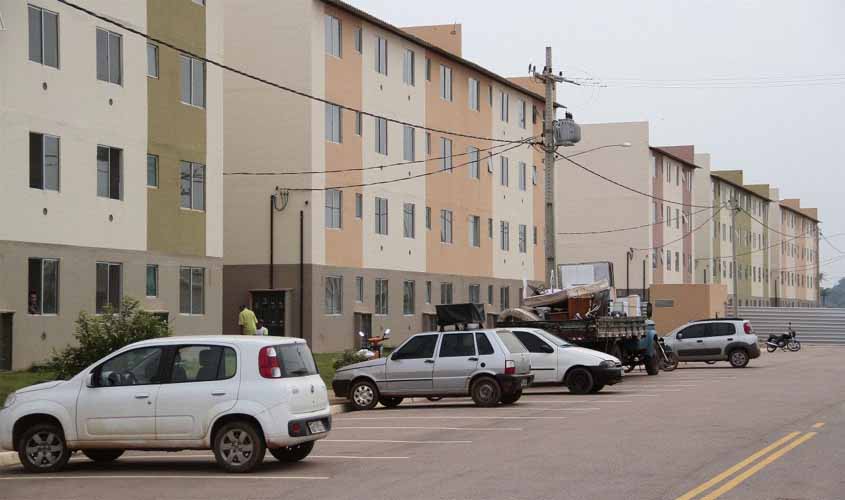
[675,431,801,500]
[812,422,825,429]
[700,432,817,500]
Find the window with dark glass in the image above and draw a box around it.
[29,132,59,191]
[97,146,122,200]
[180,161,205,210]
[96,262,121,313]
[28,5,59,68]
[96,28,122,84]
[28,258,59,315]
[439,333,475,357]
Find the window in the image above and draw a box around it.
[29,133,60,191]
[518,224,527,253]
[179,267,205,315]
[354,111,362,135]
[440,65,452,101]
[487,284,494,304]
[532,104,538,124]
[488,218,493,239]
[171,346,236,383]
[666,161,671,183]
[95,262,121,314]
[425,57,431,81]
[355,276,364,302]
[96,28,122,84]
[425,281,432,304]
[469,284,480,304]
[678,324,708,339]
[425,206,432,229]
[325,189,342,229]
[146,154,158,188]
[354,27,362,53]
[441,137,453,171]
[500,156,509,186]
[403,126,415,161]
[375,197,388,235]
[192,0,206,5]
[27,258,59,315]
[28,5,59,68]
[96,347,163,387]
[676,165,680,186]
[518,162,527,191]
[425,132,431,155]
[513,331,552,353]
[403,281,415,315]
[675,251,679,272]
[146,264,158,297]
[325,15,341,57]
[179,161,205,210]
[325,103,342,143]
[500,91,509,122]
[666,251,672,271]
[97,146,122,200]
[500,286,510,309]
[325,276,342,314]
[500,221,510,251]
[375,117,388,155]
[675,208,680,229]
[469,215,481,247]
[439,333,475,357]
[147,43,158,77]
[355,192,363,218]
[179,54,205,107]
[392,335,437,360]
[375,36,388,75]
[666,206,671,227]
[468,146,480,179]
[469,78,480,111]
[440,282,453,305]
[375,278,389,315]
[518,99,526,129]
[403,49,415,85]
[533,226,538,245]
[476,332,495,355]
[403,202,415,238]
[440,209,453,243]
[532,165,537,185]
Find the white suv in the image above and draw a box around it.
[0,336,330,473]
[662,319,761,368]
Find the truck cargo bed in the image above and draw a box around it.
[497,317,647,341]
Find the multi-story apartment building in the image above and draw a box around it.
[0,0,223,370]
[554,122,698,298]
[221,0,545,352]
[771,197,820,307]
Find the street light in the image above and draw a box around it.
[563,142,632,159]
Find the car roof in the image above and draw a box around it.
[689,318,746,323]
[130,336,306,348]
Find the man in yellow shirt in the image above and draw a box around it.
[238,305,258,335]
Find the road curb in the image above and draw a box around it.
[0,451,18,467]
[330,403,349,415]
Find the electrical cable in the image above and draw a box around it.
[56,0,529,146]
[822,232,845,255]
[774,254,845,273]
[633,205,724,252]
[699,230,811,261]
[557,206,711,235]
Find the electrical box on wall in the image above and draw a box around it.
[554,117,581,147]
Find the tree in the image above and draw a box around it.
[48,297,171,379]
[821,277,845,308]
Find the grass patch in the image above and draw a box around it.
[0,370,57,403]
[314,352,344,387]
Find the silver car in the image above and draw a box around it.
[332,329,534,410]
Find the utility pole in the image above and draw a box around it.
[730,197,739,317]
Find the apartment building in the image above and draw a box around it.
[771,198,820,307]
[222,0,545,352]
[0,0,223,370]
[554,122,697,298]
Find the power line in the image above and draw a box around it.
[281,138,532,192]
[822,232,845,255]
[774,254,845,273]
[56,0,527,146]
[553,151,717,209]
[633,205,724,253]
[573,73,845,84]
[557,206,711,235]
[737,207,796,238]
[698,230,811,262]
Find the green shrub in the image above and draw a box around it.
[47,297,171,379]
[332,350,369,370]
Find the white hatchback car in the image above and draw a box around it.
[0,336,330,473]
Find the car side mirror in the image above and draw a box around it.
[87,372,98,388]
[676,333,683,340]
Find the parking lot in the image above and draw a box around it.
[2,346,843,500]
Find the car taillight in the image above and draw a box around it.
[258,346,282,378]
[744,322,752,334]
[505,360,516,375]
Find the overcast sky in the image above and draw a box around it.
[350,0,845,286]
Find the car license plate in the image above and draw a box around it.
[308,420,326,434]
[521,378,528,387]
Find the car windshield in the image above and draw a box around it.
[534,330,571,347]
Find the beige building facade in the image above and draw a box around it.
[222,0,546,352]
[0,0,224,370]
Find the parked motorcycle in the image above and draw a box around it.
[766,323,801,352]
[657,337,679,371]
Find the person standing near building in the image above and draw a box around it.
[255,320,269,336]
[238,305,257,335]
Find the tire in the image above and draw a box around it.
[788,340,801,352]
[566,367,595,395]
[82,449,124,462]
[766,344,777,353]
[349,379,379,411]
[470,376,502,407]
[269,440,314,463]
[379,396,403,408]
[705,360,717,365]
[645,354,660,375]
[728,349,750,368]
[213,421,266,473]
[500,389,522,404]
[589,384,605,394]
[661,353,679,372]
[426,396,443,402]
[17,423,71,474]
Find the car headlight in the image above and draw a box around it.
[599,360,617,368]
[1,393,15,409]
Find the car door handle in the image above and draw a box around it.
[424,359,435,364]
[134,393,150,399]
[211,391,227,396]
[468,357,478,361]
[727,338,733,341]
[696,340,703,343]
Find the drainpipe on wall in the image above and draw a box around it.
[299,210,304,340]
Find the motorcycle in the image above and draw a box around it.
[766,323,801,352]
[657,337,679,371]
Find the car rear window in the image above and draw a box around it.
[276,343,318,377]
[495,331,528,354]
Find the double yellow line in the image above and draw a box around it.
[676,425,821,500]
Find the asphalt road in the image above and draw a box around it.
[2,346,843,500]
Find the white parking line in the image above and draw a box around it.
[76,454,409,461]
[519,400,634,404]
[322,439,471,444]
[0,475,328,481]
[335,416,567,420]
[333,426,522,431]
